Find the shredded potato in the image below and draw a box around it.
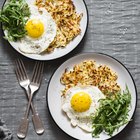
[60,60,121,96]
[36,0,82,52]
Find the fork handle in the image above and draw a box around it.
[17,117,29,139]
[26,88,44,134]
[32,113,44,134]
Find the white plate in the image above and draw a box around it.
[47,53,137,140]
[3,0,88,60]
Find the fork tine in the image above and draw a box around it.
[15,59,24,81]
[15,68,22,81]
[16,59,28,80]
[35,62,44,84]
[31,62,44,84]
[19,59,28,79]
[31,61,40,83]
[17,59,28,80]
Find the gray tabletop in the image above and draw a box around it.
[0,0,140,140]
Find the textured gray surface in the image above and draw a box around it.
[0,118,13,140]
[0,0,140,140]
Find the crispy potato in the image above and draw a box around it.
[60,60,121,96]
[36,0,82,52]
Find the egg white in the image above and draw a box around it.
[62,85,105,132]
[18,4,57,54]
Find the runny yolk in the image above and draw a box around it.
[25,19,44,38]
[71,92,92,112]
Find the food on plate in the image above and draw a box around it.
[0,0,82,54]
[92,86,131,137]
[19,4,57,54]
[61,60,121,96]
[0,0,57,54]
[61,85,105,132]
[60,60,131,137]
[36,0,83,52]
[0,0,30,41]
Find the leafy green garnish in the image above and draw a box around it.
[0,0,30,41]
[91,86,131,137]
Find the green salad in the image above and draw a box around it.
[91,86,131,137]
[0,0,30,41]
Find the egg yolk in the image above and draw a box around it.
[25,19,44,38]
[71,92,92,112]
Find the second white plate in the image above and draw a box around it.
[47,53,137,140]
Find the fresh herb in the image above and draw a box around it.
[91,85,131,137]
[0,0,30,41]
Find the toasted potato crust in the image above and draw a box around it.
[60,60,120,96]
[36,0,82,52]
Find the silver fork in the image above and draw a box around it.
[15,60,44,139]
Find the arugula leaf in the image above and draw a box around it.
[91,86,131,137]
[0,0,30,41]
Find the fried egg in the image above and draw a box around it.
[61,85,105,132]
[19,4,57,54]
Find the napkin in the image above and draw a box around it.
[0,118,13,140]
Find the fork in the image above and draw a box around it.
[15,60,44,139]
